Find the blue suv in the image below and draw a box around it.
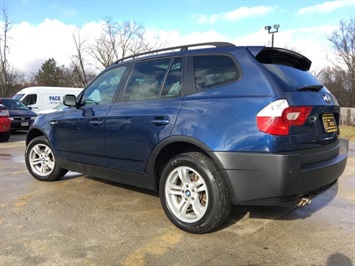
[25,42,348,233]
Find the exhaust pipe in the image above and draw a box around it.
[297,197,312,207]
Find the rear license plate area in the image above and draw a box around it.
[322,113,337,133]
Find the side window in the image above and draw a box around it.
[162,58,182,98]
[123,58,171,101]
[193,55,240,91]
[81,66,127,105]
[22,94,37,105]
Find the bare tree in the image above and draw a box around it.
[0,4,11,97]
[72,28,90,87]
[89,18,160,69]
[326,17,355,107]
[318,66,349,107]
[0,4,24,97]
[118,20,148,58]
[88,28,116,68]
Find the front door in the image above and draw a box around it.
[51,66,128,166]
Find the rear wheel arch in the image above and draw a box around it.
[147,136,224,190]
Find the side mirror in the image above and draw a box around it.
[63,94,77,107]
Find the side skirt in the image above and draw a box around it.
[59,159,156,191]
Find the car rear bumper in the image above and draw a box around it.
[211,138,349,206]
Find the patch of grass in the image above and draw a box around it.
[339,126,355,141]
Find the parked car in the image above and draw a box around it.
[0,104,11,142]
[25,42,348,233]
[12,86,83,113]
[0,98,37,131]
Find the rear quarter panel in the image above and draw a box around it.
[173,48,282,152]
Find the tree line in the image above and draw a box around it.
[0,5,354,107]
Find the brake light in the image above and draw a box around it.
[0,109,9,117]
[256,99,312,136]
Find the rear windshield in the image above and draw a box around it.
[1,99,29,110]
[263,64,322,92]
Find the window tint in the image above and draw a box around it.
[193,55,240,90]
[162,58,182,98]
[123,58,171,101]
[22,94,37,105]
[263,64,322,92]
[81,66,127,105]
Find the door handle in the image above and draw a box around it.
[90,120,102,126]
[150,118,170,126]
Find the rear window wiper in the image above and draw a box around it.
[297,85,323,91]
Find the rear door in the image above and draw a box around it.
[105,57,183,172]
[253,47,340,148]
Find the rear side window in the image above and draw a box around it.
[123,59,170,101]
[193,55,240,90]
[123,58,183,101]
[162,58,182,98]
[263,64,322,92]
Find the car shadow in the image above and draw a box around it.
[58,172,339,233]
[221,182,339,232]
[278,182,339,221]
[60,171,84,181]
[83,175,159,198]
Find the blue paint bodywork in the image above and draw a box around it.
[27,44,348,205]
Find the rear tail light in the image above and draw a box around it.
[256,99,312,136]
[0,109,9,117]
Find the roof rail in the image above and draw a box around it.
[113,42,235,64]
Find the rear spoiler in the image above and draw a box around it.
[246,46,312,71]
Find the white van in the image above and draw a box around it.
[12,86,83,113]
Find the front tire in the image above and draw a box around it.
[25,136,68,181]
[159,152,231,234]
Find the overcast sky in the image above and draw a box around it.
[3,0,354,77]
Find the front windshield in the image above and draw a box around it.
[12,93,24,100]
[1,99,29,110]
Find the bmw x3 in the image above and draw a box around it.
[25,42,349,233]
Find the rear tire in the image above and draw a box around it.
[159,152,231,234]
[0,131,10,142]
[25,136,68,181]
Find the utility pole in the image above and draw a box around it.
[264,24,280,47]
